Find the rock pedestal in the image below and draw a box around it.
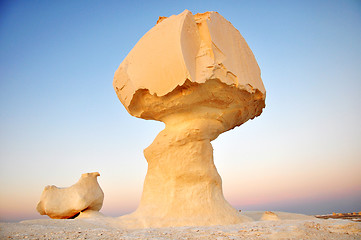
[124,119,247,227]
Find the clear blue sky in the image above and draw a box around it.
[1,0,360,221]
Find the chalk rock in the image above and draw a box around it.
[261,211,280,221]
[113,10,265,228]
[36,172,104,219]
[114,9,265,119]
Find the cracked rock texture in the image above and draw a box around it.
[114,10,265,113]
[36,172,104,219]
[113,10,266,228]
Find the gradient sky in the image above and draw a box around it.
[1,0,360,221]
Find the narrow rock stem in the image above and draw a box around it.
[120,118,250,227]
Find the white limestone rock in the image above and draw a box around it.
[113,10,266,228]
[261,211,280,221]
[114,10,265,116]
[36,172,104,219]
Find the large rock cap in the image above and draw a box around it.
[114,10,265,121]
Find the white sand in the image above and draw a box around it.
[1,211,360,239]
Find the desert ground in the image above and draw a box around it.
[1,211,360,240]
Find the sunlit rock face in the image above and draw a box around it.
[36,172,104,219]
[113,10,266,228]
[261,211,280,221]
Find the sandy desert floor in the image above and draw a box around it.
[1,211,360,240]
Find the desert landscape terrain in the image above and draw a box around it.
[1,211,360,239]
[1,3,360,240]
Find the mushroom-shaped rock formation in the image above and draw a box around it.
[36,172,104,219]
[113,10,266,228]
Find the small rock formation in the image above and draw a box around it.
[36,172,104,219]
[113,10,266,228]
[261,211,280,221]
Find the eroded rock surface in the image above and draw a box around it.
[261,211,280,221]
[113,10,266,228]
[114,10,265,117]
[36,172,104,219]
